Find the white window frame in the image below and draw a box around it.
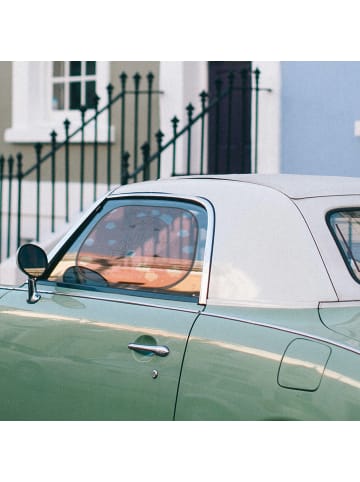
[51,61,97,112]
[5,61,112,143]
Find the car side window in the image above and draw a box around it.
[47,198,208,299]
[327,208,360,283]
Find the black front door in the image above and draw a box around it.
[208,61,252,174]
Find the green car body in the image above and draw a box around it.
[1,174,360,420]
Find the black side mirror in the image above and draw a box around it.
[17,244,48,304]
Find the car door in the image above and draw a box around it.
[0,195,211,420]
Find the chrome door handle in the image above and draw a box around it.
[128,343,170,357]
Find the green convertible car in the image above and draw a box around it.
[1,173,360,420]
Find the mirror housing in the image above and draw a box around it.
[17,244,48,304]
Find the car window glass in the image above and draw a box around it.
[328,209,360,282]
[48,198,208,298]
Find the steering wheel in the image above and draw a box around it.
[62,266,108,287]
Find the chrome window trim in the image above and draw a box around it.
[48,192,215,306]
[11,285,203,315]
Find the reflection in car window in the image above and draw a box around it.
[328,209,360,282]
[48,198,208,298]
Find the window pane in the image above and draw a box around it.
[70,81,81,109]
[48,199,208,298]
[70,61,81,76]
[53,61,64,77]
[77,205,199,292]
[328,209,360,282]
[85,81,96,108]
[86,61,96,75]
[52,83,64,110]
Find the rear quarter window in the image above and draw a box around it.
[327,209,360,282]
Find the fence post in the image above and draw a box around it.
[147,72,154,149]
[50,130,57,233]
[93,94,100,201]
[79,105,87,212]
[199,91,208,175]
[64,118,70,223]
[133,73,141,182]
[171,116,179,176]
[34,143,42,242]
[106,83,114,190]
[155,130,164,178]
[120,72,127,177]
[141,142,150,181]
[121,151,130,185]
[6,155,14,258]
[16,153,23,249]
[186,103,194,175]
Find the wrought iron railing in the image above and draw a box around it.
[0,67,270,262]
[121,67,270,184]
[0,72,162,262]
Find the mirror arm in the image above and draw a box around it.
[27,277,41,304]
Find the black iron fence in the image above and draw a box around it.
[121,67,271,183]
[0,72,162,262]
[0,67,270,262]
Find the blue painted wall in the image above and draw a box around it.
[281,62,360,176]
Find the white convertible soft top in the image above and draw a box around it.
[113,174,358,307]
[113,173,360,199]
[168,173,360,199]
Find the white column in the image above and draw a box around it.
[252,61,281,174]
